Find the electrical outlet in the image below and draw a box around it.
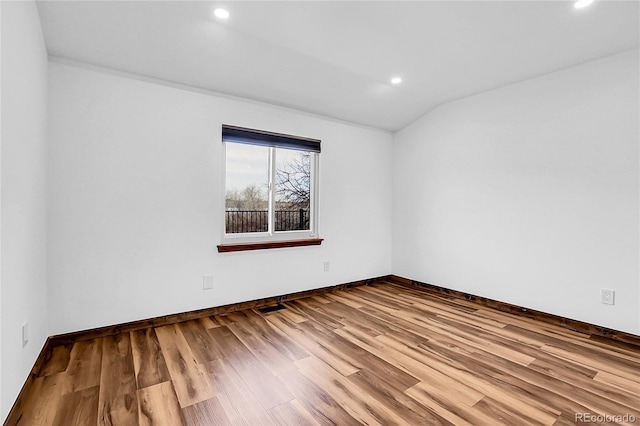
[22,322,29,348]
[601,289,615,305]
[203,275,214,290]
[323,260,330,272]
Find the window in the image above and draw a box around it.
[220,125,320,249]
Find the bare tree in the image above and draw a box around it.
[225,184,267,210]
[225,184,268,233]
[275,153,310,208]
[225,188,242,210]
[241,185,267,210]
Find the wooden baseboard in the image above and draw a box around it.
[49,275,391,346]
[387,275,640,347]
[28,272,640,353]
[4,337,53,425]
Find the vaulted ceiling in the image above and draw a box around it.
[36,1,639,131]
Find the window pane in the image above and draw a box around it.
[274,149,311,231]
[225,143,269,233]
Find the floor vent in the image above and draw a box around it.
[257,304,287,314]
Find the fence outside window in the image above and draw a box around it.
[225,209,310,233]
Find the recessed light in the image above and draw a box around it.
[574,0,594,9]
[391,77,402,85]
[214,8,230,19]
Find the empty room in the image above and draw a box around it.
[1,0,639,425]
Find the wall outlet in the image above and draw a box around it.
[323,260,330,272]
[203,275,214,290]
[22,322,29,348]
[600,289,615,305]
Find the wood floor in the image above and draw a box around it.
[8,281,640,425]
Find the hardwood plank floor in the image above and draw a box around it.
[7,281,640,425]
[130,328,171,390]
[154,325,214,408]
[98,334,137,425]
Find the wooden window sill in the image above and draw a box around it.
[217,238,324,253]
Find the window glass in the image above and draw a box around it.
[224,143,269,234]
[275,149,311,232]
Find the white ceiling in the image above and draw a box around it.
[36,1,639,132]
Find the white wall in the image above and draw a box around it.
[393,49,640,335]
[48,61,393,335]
[1,1,49,420]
